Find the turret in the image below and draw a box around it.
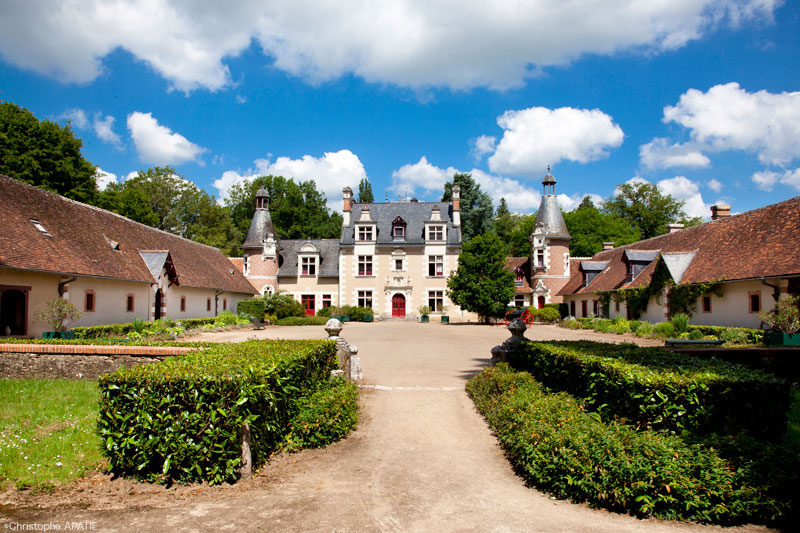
[452,184,461,228]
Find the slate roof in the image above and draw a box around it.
[341,202,460,247]
[533,195,571,239]
[278,239,340,278]
[0,175,257,294]
[506,256,532,294]
[242,208,276,249]
[559,196,800,296]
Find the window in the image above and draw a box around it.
[428,255,444,277]
[243,255,249,275]
[428,225,444,241]
[223,298,227,311]
[514,295,525,308]
[180,296,186,312]
[126,294,135,312]
[301,257,316,276]
[615,300,620,313]
[392,217,406,238]
[85,290,95,312]
[536,250,545,268]
[358,290,373,308]
[358,226,373,241]
[702,295,712,313]
[570,300,576,317]
[322,294,332,309]
[428,290,444,312]
[207,298,212,312]
[394,258,403,271]
[581,300,587,317]
[302,295,315,315]
[593,300,599,316]
[358,255,373,276]
[749,291,761,313]
[626,262,635,282]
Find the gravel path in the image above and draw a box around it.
[1,322,771,532]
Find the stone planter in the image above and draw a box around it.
[42,331,76,340]
[765,331,800,346]
[420,315,429,323]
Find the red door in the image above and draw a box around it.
[537,296,545,309]
[392,294,406,318]
[302,295,315,316]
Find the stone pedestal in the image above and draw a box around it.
[490,318,529,366]
[324,318,362,381]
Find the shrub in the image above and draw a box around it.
[652,322,676,339]
[237,299,267,320]
[669,312,690,334]
[759,295,800,333]
[466,364,795,525]
[97,339,337,485]
[614,323,630,335]
[316,306,333,317]
[633,321,652,337]
[530,307,560,323]
[214,310,241,326]
[505,341,790,437]
[688,329,705,340]
[276,316,329,326]
[264,292,305,319]
[720,327,752,345]
[283,378,359,451]
[343,306,373,322]
[34,298,82,332]
[685,325,763,345]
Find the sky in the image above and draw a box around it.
[1,0,799,218]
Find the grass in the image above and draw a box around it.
[0,378,104,492]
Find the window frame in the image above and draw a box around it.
[428,255,444,277]
[514,295,525,308]
[428,290,444,312]
[84,290,96,313]
[536,250,545,268]
[748,291,761,314]
[357,226,374,241]
[702,295,712,313]
[180,296,186,312]
[301,256,317,276]
[126,293,135,313]
[206,298,212,312]
[428,225,444,241]
[358,255,373,276]
[357,290,373,309]
[322,294,332,309]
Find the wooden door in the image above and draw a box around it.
[537,296,545,309]
[392,294,406,318]
[302,295,315,316]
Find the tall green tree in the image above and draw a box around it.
[357,177,374,203]
[0,101,97,204]
[442,172,494,241]
[447,232,515,323]
[564,197,641,256]
[602,182,688,239]
[226,175,343,246]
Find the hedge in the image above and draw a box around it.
[686,325,764,345]
[467,364,797,525]
[283,378,359,451]
[506,341,790,438]
[72,317,217,339]
[237,299,266,320]
[97,339,337,485]
[276,316,329,326]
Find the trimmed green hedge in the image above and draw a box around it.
[97,339,337,485]
[467,364,796,524]
[283,378,359,451]
[506,341,790,438]
[237,299,266,319]
[276,316,329,326]
[71,317,217,338]
[687,325,764,344]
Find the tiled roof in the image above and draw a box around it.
[533,195,571,239]
[506,256,532,293]
[559,196,800,296]
[341,202,460,246]
[242,208,276,249]
[278,239,340,277]
[0,175,257,294]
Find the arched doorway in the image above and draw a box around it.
[0,289,27,336]
[391,294,406,318]
[154,289,163,320]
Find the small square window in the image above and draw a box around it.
[358,227,373,241]
[394,258,403,271]
[126,294,135,312]
[702,295,712,313]
[322,294,332,308]
[85,290,95,312]
[358,290,373,308]
[748,292,761,314]
[428,226,444,241]
[301,257,316,276]
[428,290,444,312]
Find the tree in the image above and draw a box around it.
[602,182,688,239]
[0,101,97,204]
[357,177,374,203]
[564,196,641,256]
[442,173,494,241]
[226,175,343,248]
[447,232,515,323]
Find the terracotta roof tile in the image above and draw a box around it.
[506,256,532,293]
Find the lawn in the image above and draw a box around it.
[0,378,103,491]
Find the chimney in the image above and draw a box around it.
[602,241,614,250]
[711,204,731,221]
[452,184,461,227]
[342,186,353,226]
[666,223,684,234]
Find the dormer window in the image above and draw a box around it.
[358,226,374,241]
[428,225,444,241]
[392,217,406,239]
[301,256,316,276]
[536,250,545,268]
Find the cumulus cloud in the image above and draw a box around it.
[487,106,624,176]
[663,82,800,166]
[213,150,367,210]
[0,1,779,92]
[707,178,723,193]
[93,167,117,191]
[93,113,122,146]
[752,168,800,191]
[557,193,605,212]
[656,176,711,219]
[639,138,710,169]
[470,135,496,161]
[57,108,89,130]
[127,112,206,165]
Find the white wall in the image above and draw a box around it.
[690,280,773,328]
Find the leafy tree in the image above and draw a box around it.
[0,101,97,203]
[442,173,494,241]
[357,177,374,203]
[564,197,640,256]
[506,214,538,256]
[447,232,515,323]
[602,182,688,239]
[226,175,343,247]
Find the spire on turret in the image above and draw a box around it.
[243,188,276,250]
[542,165,556,195]
[532,167,570,240]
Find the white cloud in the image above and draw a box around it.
[470,169,541,213]
[93,113,122,146]
[57,108,89,130]
[470,135,496,161]
[663,82,800,166]
[391,156,453,197]
[656,176,710,219]
[558,193,604,212]
[0,1,779,92]
[214,150,367,210]
[487,106,624,176]
[639,138,710,169]
[752,168,800,191]
[93,167,117,191]
[707,178,723,193]
[127,112,206,165]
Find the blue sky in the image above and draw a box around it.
[1,0,799,217]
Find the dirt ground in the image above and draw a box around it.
[0,322,773,532]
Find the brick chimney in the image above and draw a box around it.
[711,204,731,221]
[342,186,353,226]
[452,184,461,227]
[666,223,684,234]
[602,241,614,250]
